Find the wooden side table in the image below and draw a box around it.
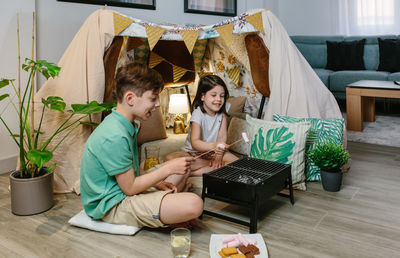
[346,80,400,131]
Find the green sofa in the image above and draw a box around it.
[291,35,400,100]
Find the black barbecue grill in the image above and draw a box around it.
[201,157,294,233]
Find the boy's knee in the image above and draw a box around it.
[188,194,204,217]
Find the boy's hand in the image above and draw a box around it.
[155,181,177,192]
[162,157,193,175]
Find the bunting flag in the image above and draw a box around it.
[226,66,241,85]
[145,25,166,50]
[148,51,164,68]
[172,65,187,82]
[113,12,133,35]
[180,29,200,54]
[214,23,235,47]
[193,39,208,72]
[197,71,214,78]
[245,12,264,35]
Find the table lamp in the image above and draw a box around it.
[169,94,189,134]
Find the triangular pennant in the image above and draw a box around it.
[172,65,187,83]
[113,12,133,35]
[226,67,241,85]
[197,71,214,78]
[214,23,234,47]
[145,25,166,50]
[245,12,264,35]
[180,29,200,54]
[148,52,164,68]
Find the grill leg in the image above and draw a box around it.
[288,171,294,205]
[250,197,259,233]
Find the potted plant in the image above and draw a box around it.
[308,142,350,192]
[0,58,114,215]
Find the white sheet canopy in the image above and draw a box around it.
[34,8,342,193]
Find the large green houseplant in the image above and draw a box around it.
[308,142,350,192]
[0,59,114,215]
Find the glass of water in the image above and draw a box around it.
[170,228,191,258]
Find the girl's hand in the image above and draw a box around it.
[210,151,225,169]
[214,142,229,156]
[155,181,177,192]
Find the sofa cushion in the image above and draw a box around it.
[291,36,344,69]
[378,38,400,73]
[227,116,248,156]
[388,72,400,81]
[326,39,366,71]
[329,70,389,92]
[314,68,333,88]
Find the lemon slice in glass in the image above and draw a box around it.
[171,236,188,248]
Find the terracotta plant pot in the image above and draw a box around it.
[320,169,342,192]
[9,171,54,215]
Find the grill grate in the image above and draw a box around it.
[207,157,289,185]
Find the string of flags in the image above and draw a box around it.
[112,11,263,83]
[113,11,264,52]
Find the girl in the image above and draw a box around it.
[165,75,238,176]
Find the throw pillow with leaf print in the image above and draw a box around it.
[273,115,345,182]
[246,115,310,190]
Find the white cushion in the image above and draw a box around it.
[68,210,141,235]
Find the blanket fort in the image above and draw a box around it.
[33,8,342,193]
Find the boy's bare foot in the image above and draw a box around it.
[169,219,198,229]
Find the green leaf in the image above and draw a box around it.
[250,126,295,164]
[27,149,53,168]
[79,121,100,127]
[42,96,66,112]
[0,94,9,101]
[34,129,44,135]
[0,78,13,88]
[71,101,108,114]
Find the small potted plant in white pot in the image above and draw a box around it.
[0,59,114,215]
[308,142,350,192]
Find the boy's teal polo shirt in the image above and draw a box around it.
[80,108,139,220]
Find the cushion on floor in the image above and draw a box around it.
[68,210,141,235]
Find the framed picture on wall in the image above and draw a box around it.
[57,0,156,10]
[184,0,237,17]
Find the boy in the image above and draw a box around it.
[80,63,203,228]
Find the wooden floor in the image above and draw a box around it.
[1,141,399,258]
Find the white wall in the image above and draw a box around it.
[276,0,338,36]
[0,0,35,173]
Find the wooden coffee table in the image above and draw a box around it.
[346,80,400,131]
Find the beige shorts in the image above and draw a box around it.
[102,188,173,228]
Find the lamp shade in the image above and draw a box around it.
[169,94,189,114]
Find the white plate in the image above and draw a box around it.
[209,233,268,258]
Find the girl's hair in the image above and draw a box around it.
[192,75,229,114]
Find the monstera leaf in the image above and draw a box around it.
[250,126,295,164]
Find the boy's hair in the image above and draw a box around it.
[192,75,230,114]
[115,63,164,103]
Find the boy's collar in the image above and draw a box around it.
[112,108,137,136]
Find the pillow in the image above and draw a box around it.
[273,115,345,182]
[227,116,249,155]
[326,39,366,71]
[137,108,167,145]
[227,96,247,113]
[68,210,141,235]
[377,38,400,73]
[246,115,310,190]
